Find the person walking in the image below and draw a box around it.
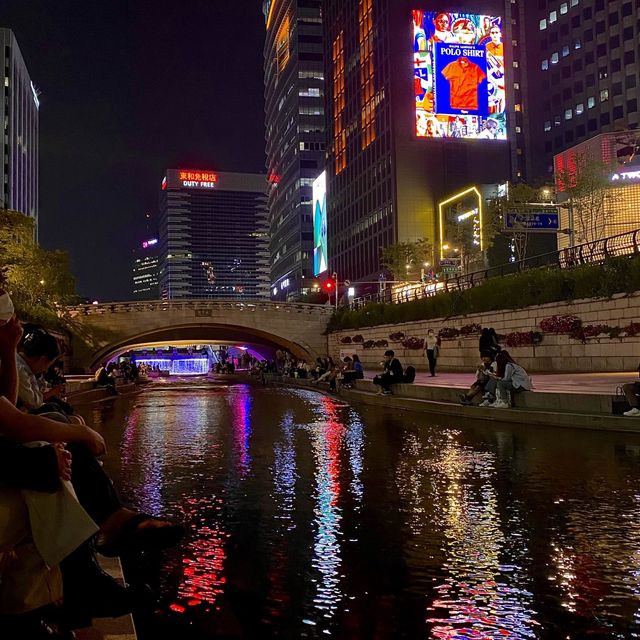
[424,329,440,377]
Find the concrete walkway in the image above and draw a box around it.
[400,370,635,394]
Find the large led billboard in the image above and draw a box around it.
[313,171,328,276]
[413,10,507,140]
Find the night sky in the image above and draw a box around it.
[1,1,267,301]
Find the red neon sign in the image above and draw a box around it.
[178,170,218,183]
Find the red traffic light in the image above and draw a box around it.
[323,280,334,291]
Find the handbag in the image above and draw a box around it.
[613,386,631,415]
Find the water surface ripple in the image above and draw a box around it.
[89,382,640,639]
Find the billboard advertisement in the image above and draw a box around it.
[413,10,507,140]
[313,171,328,276]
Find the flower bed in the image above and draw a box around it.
[402,336,424,350]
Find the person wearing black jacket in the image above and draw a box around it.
[373,350,404,395]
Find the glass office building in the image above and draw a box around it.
[159,170,270,300]
[322,0,518,285]
[0,28,39,235]
[526,0,640,179]
[263,0,326,300]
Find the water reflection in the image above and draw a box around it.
[90,383,640,639]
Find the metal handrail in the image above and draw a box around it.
[350,228,640,308]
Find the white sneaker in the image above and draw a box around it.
[623,407,640,417]
[492,400,511,409]
[479,399,492,407]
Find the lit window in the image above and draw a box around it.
[542,59,549,70]
[515,104,522,112]
[574,39,581,49]
[549,11,557,23]
[551,52,559,64]
[544,121,552,131]
[565,109,573,120]
[562,45,569,57]
[571,0,578,6]
[540,19,547,30]
[600,89,609,102]
[560,3,568,14]
[588,96,596,108]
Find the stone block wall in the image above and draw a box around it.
[328,293,640,373]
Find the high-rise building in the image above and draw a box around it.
[525,0,640,180]
[0,29,39,234]
[322,1,519,286]
[132,237,160,300]
[263,0,326,300]
[159,170,270,300]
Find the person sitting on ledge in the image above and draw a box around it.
[460,351,496,405]
[342,354,364,389]
[373,350,404,395]
[485,350,532,408]
[622,365,640,417]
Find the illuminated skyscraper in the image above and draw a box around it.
[525,0,640,179]
[132,238,160,300]
[159,170,270,300]
[0,29,39,234]
[263,0,326,300]
[322,0,522,284]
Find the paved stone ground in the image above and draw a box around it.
[402,371,636,394]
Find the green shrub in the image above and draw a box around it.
[328,255,640,331]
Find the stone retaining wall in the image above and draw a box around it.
[328,293,640,373]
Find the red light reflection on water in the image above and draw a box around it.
[174,496,229,608]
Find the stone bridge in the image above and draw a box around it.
[64,300,333,372]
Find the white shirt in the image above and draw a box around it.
[16,353,44,410]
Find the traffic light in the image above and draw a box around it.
[323,280,334,292]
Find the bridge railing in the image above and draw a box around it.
[351,228,640,308]
[64,299,335,318]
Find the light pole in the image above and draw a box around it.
[332,271,338,310]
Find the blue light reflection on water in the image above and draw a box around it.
[91,384,640,639]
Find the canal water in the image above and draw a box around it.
[86,380,640,639]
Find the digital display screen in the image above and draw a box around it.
[413,10,507,140]
[313,171,328,276]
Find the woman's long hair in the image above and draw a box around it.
[495,350,516,378]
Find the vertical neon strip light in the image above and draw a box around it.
[359,0,376,150]
[333,32,346,174]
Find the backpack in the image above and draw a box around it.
[403,366,416,383]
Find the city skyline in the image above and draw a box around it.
[0,1,267,300]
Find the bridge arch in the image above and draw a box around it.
[65,300,332,373]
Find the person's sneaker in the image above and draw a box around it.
[479,399,492,407]
[382,390,393,395]
[492,400,511,409]
[623,407,640,417]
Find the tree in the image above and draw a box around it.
[0,209,77,325]
[556,157,618,246]
[381,238,433,281]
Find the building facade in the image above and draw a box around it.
[0,29,39,234]
[132,237,160,300]
[525,0,640,180]
[554,130,640,250]
[263,0,326,300]
[322,0,519,287]
[159,170,270,300]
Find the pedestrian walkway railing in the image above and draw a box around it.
[65,299,335,317]
[351,228,640,308]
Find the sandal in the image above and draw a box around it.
[96,513,185,557]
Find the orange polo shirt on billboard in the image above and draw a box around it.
[441,57,486,111]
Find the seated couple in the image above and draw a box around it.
[459,350,532,408]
